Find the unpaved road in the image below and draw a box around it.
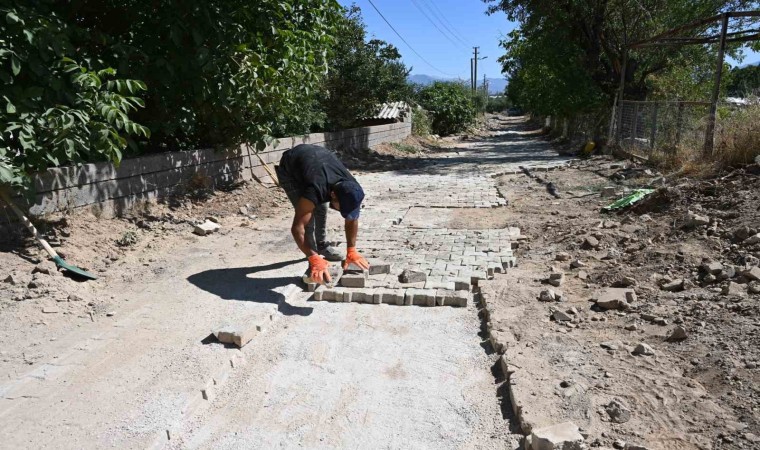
[0,117,566,449]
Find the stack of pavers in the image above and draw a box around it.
[304,227,520,308]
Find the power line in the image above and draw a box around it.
[409,0,468,52]
[365,0,460,78]
[419,0,473,47]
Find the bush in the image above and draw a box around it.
[486,96,511,113]
[321,6,411,131]
[412,107,432,137]
[0,4,149,189]
[415,82,475,136]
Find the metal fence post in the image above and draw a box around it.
[675,102,684,148]
[704,13,729,155]
[632,103,639,141]
[649,102,659,149]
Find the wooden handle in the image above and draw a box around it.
[0,190,59,259]
[251,147,280,187]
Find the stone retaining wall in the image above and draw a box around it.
[8,120,411,218]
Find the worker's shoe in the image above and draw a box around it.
[318,245,342,262]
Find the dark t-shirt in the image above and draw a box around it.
[279,144,357,206]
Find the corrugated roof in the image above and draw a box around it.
[371,101,409,120]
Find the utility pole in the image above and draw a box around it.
[470,58,475,92]
[473,47,479,94]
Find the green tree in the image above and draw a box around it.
[321,5,412,130]
[486,0,759,115]
[415,81,476,135]
[0,2,148,189]
[727,63,760,96]
[58,0,343,151]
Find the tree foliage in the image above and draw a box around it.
[59,0,343,151]
[727,63,760,96]
[1,0,344,190]
[486,0,759,116]
[0,2,148,188]
[321,5,412,130]
[415,82,476,135]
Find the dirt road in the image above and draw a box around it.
[1,117,566,449]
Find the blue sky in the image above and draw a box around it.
[338,0,760,80]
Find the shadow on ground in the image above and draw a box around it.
[187,258,313,316]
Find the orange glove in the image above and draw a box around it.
[343,247,370,270]
[308,254,332,284]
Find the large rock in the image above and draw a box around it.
[399,269,427,284]
[595,288,633,310]
[193,220,221,236]
[741,266,760,282]
[530,422,585,450]
[684,211,710,228]
[605,398,631,423]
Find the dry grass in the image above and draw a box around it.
[649,102,760,176]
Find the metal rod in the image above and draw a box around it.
[649,102,659,149]
[615,51,628,143]
[704,13,729,155]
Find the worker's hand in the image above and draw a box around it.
[308,254,332,284]
[343,247,369,270]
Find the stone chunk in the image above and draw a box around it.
[42,306,60,314]
[555,252,571,262]
[368,260,391,275]
[684,211,710,228]
[666,326,687,342]
[530,421,585,450]
[743,233,760,245]
[632,343,655,356]
[193,220,221,236]
[215,325,258,348]
[547,272,565,287]
[552,310,572,322]
[605,398,631,423]
[741,266,760,281]
[703,261,724,275]
[595,288,633,310]
[660,278,684,292]
[399,269,427,284]
[539,289,556,302]
[723,281,745,296]
[582,236,599,249]
[3,274,18,285]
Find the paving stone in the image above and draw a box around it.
[450,277,472,291]
[405,288,436,306]
[313,285,326,301]
[340,273,367,288]
[435,289,470,307]
[215,325,258,348]
[367,260,391,275]
[424,280,456,291]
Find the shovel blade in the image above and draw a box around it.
[53,256,97,280]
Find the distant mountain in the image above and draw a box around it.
[407,74,508,95]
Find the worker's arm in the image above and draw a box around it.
[343,219,369,270]
[291,197,318,257]
[292,197,331,284]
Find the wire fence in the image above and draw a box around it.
[611,100,711,154]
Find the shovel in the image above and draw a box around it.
[0,190,97,280]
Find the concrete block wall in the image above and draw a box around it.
[7,120,411,218]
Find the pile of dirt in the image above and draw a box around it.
[490,155,760,449]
